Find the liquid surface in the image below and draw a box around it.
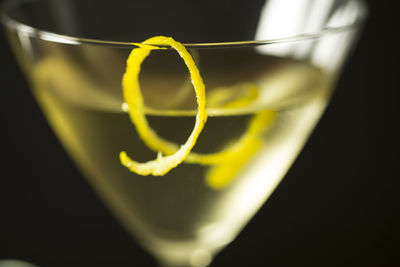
[31,47,332,265]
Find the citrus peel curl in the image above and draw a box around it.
[120,36,207,176]
[119,36,276,188]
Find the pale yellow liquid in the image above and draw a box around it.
[31,49,332,265]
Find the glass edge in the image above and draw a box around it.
[1,0,369,48]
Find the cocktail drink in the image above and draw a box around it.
[1,0,367,266]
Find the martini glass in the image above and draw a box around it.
[1,0,367,266]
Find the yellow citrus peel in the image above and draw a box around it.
[120,36,276,188]
[120,36,207,176]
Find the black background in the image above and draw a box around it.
[0,0,398,266]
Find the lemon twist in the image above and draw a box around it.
[120,36,276,188]
[120,36,207,176]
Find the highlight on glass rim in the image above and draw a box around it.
[1,0,368,266]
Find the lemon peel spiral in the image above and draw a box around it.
[119,36,276,188]
[120,36,207,176]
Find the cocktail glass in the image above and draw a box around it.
[1,0,367,266]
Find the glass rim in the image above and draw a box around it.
[1,0,368,48]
